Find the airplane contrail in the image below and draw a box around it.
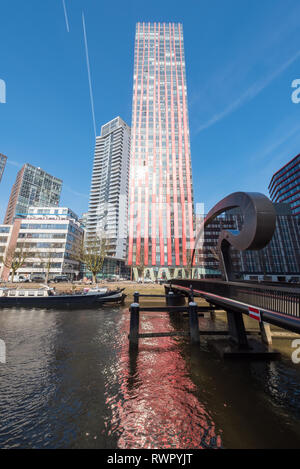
[82,12,97,139]
[62,0,70,32]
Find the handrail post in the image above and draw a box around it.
[188,301,200,344]
[166,290,174,306]
[129,302,140,350]
[209,303,216,320]
[189,284,194,302]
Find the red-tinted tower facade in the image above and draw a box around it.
[128,22,195,279]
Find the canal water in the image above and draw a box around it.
[1,306,300,449]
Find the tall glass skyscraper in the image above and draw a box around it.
[269,153,300,217]
[86,117,131,259]
[128,22,195,280]
[4,163,62,224]
[0,153,7,182]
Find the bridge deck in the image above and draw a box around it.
[168,279,300,335]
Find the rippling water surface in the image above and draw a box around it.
[1,307,300,448]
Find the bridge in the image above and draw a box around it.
[129,191,300,358]
[167,191,300,356]
[166,278,300,344]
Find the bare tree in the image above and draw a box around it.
[168,267,175,279]
[4,242,32,281]
[73,235,107,284]
[185,249,193,279]
[136,250,145,283]
[39,249,57,283]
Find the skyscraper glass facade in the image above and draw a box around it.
[195,204,300,282]
[128,22,194,279]
[4,164,62,224]
[269,153,300,216]
[0,153,7,182]
[86,117,130,259]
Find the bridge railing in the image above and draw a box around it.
[169,279,300,318]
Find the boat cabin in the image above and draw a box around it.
[0,288,50,297]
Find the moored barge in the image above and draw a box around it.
[0,287,126,309]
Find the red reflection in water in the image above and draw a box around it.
[105,309,222,449]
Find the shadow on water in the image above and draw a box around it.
[180,317,300,448]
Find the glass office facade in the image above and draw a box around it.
[195,204,300,282]
[4,164,62,224]
[269,153,300,216]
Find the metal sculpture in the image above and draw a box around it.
[192,192,276,281]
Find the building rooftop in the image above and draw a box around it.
[100,116,130,137]
[22,206,79,221]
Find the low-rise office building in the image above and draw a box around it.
[0,225,13,263]
[0,207,83,281]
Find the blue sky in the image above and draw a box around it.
[0,0,300,219]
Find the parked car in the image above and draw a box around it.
[30,275,46,283]
[106,277,116,282]
[52,275,70,283]
[18,275,30,283]
[8,275,30,283]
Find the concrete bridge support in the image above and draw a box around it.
[211,309,280,359]
[226,309,249,349]
[259,322,272,345]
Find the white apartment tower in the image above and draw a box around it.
[86,117,131,259]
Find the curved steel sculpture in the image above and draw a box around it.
[192,192,276,281]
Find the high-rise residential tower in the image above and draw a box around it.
[86,117,131,259]
[0,153,7,182]
[4,163,62,224]
[128,22,195,280]
[269,153,300,216]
